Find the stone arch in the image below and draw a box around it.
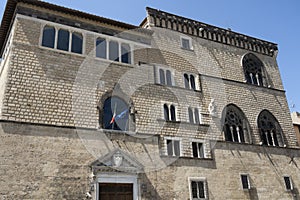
[221,104,252,144]
[242,53,265,86]
[257,110,284,147]
[97,88,135,131]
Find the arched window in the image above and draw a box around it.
[222,104,251,143]
[57,29,70,51]
[42,25,55,48]
[170,105,176,121]
[188,107,201,124]
[188,107,194,123]
[190,75,196,90]
[242,53,264,86]
[164,104,169,121]
[109,41,119,61]
[159,69,166,85]
[71,32,83,54]
[258,110,284,147]
[194,108,200,124]
[166,70,172,86]
[96,37,107,59]
[121,43,131,64]
[103,97,129,131]
[163,104,176,122]
[184,74,189,88]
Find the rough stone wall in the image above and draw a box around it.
[0,3,299,200]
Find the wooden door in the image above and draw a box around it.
[99,183,133,200]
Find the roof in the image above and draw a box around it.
[144,7,278,57]
[0,0,149,57]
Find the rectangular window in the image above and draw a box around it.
[166,139,180,156]
[181,37,192,50]
[284,176,293,191]
[190,180,207,199]
[241,174,250,189]
[192,142,204,158]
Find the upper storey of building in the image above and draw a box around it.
[0,0,152,58]
[141,7,278,57]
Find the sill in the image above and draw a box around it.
[181,47,194,52]
[94,56,135,68]
[154,83,202,93]
[39,45,86,57]
[98,128,137,136]
[157,119,181,124]
[160,155,213,161]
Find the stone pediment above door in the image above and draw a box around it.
[90,149,144,173]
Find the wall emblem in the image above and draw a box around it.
[112,151,123,167]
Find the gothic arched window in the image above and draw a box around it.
[222,105,251,143]
[258,110,284,147]
[103,97,129,131]
[242,53,264,86]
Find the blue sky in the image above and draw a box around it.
[0,0,299,112]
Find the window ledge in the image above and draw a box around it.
[154,83,202,93]
[94,56,135,68]
[39,45,86,58]
[160,155,213,161]
[157,119,181,124]
[181,47,194,52]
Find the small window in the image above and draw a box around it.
[192,142,204,158]
[164,104,169,121]
[241,174,250,189]
[156,67,174,86]
[181,37,192,50]
[109,40,119,61]
[190,180,207,199]
[170,105,176,121]
[159,69,166,85]
[184,74,189,88]
[166,139,180,156]
[163,104,177,122]
[188,107,194,123]
[42,25,55,48]
[188,107,201,124]
[57,29,70,51]
[194,108,200,124]
[96,37,107,59]
[183,73,199,90]
[284,176,293,191]
[121,43,131,64]
[166,70,172,86]
[71,32,83,54]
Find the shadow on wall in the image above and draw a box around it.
[140,173,162,200]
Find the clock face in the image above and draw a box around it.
[103,96,129,131]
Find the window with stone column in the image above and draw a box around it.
[258,110,284,147]
[222,104,251,143]
[242,53,265,86]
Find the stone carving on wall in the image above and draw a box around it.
[208,99,217,117]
